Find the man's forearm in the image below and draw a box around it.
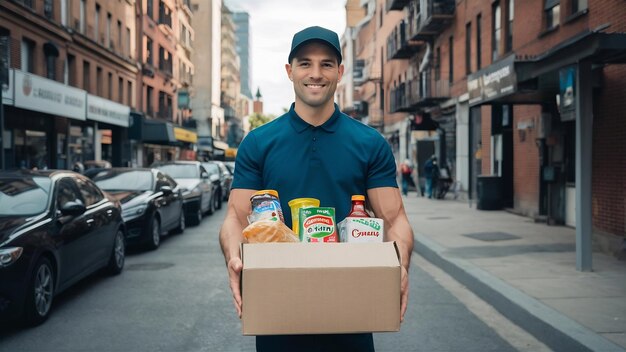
[386,217,414,271]
[219,216,245,265]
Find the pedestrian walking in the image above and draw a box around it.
[400,158,413,196]
[424,156,438,198]
[219,26,414,352]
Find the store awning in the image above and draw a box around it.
[410,114,439,131]
[174,127,197,143]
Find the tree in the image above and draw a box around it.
[248,113,273,130]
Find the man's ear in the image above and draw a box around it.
[285,63,293,81]
[337,64,345,82]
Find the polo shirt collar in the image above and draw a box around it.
[288,103,341,133]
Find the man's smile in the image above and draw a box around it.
[304,83,326,89]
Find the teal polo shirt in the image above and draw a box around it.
[232,103,398,229]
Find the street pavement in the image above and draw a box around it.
[402,192,626,352]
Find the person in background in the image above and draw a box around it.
[400,158,413,196]
[424,156,438,199]
[219,26,414,352]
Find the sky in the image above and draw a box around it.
[224,0,347,117]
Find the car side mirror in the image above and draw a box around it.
[201,172,209,179]
[60,201,86,217]
[160,185,173,195]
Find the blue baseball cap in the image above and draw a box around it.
[288,26,342,64]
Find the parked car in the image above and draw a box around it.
[90,168,185,250]
[0,170,125,326]
[224,161,235,175]
[200,162,224,210]
[152,161,216,226]
[202,160,233,203]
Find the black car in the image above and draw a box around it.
[152,161,216,226]
[0,170,125,326]
[90,168,185,250]
[202,161,233,202]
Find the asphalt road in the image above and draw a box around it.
[0,205,539,352]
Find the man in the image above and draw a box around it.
[219,26,414,351]
[424,156,438,199]
[400,158,413,196]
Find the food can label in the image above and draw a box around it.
[299,207,338,242]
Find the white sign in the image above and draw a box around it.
[2,69,13,105]
[87,94,130,127]
[14,70,86,120]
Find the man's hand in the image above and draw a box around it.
[228,257,243,318]
[400,266,409,322]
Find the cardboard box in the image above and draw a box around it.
[338,217,385,243]
[241,242,401,335]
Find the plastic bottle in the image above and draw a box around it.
[347,195,370,218]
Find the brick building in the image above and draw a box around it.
[341,0,626,262]
[1,0,137,169]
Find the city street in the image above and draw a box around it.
[0,205,547,352]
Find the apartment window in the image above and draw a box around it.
[21,39,35,73]
[118,77,124,103]
[146,85,154,116]
[379,5,383,28]
[61,0,68,26]
[166,94,173,119]
[80,0,86,33]
[545,0,560,29]
[1,30,11,84]
[127,81,132,106]
[572,0,587,13]
[435,47,441,81]
[465,22,472,75]
[449,36,454,83]
[44,43,59,80]
[147,0,154,20]
[67,54,76,86]
[95,4,101,42]
[83,61,90,93]
[96,67,103,96]
[146,37,153,65]
[492,2,501,61]
[476,14,482,69]
[126,28,131,58]
[506,0,514,52]
[158,91,166,119]
[106,13,112,49]
[44,0,54,19]
[108,72,113,99]
[117,20,122,53]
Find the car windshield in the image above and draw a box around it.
[202,163,220,176]
[93,170,153,191]
[0,176,52,216]
[156,164,199,179]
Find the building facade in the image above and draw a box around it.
[232,11,252,100]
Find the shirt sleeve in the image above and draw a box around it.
[231,132,263,190]
[366,135,398,189]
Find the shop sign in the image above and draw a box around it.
[14,70,86,120]
[1,69,13,105]
[174,127,197,143]
[87,94,130,127]
[468,55,517,106]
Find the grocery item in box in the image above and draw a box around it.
[287,197,320,235]
[299,207,338,242]
[338,217,384,243]
[249,189,285,223]
[243,220,299,243]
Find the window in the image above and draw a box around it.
[56,179,82,209]
[159,91,166,119]
[106,13,112,49]
[80,0,86,33]
[506,0,514,52]
[95,4,101,42]
[448,36,454,83]
[108,72,113,99]
[146,36,153,65]
[126,28,131,58]
[21,39,35,73]
[476,14,482,69]
[492,2,501,61]
[545,0,560,29]
[83,60,90,92]
[45,53,56,80]
[117,20,122,53]
[118,77,124,103]
[572,0,587,13]
[0,29,11,83]
[61,0,68,26]
[147,0,154,19]
[127,81,132,106]
[44,0,54,19]
[465,22,472,75]
[435,47,441,81]
[97,67,103,96]
[146,85,154,116]
[67,54,76,86]
[75,178,104,207]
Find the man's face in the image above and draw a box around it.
[286,42,344,109]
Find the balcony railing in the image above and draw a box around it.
[390,69,450,113]
[386,0,410,12]
[412,0,456,40]
[387,20,423,60]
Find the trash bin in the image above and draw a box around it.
[477,175,502,210]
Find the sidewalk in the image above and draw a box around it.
[402,193,626,352]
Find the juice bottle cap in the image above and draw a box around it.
[351,195,365,201]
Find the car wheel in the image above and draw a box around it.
[25,257,55,326]
[146,216,161,250]
[106,229,125,275]
[174,209,185,234]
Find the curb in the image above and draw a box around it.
[414,232,625,352]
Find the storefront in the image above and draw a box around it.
[174,127,197,161]
[86,94,131,167]
[129,113,178,167]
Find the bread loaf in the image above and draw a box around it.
[243,220,299,243]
